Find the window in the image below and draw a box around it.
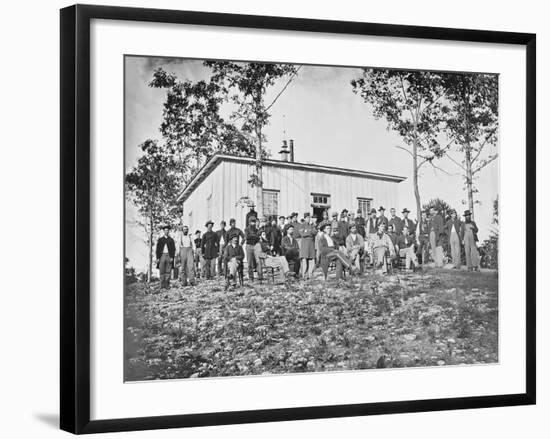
[311,193,330,205]
[263,190,278,218]
[358,198,372,217]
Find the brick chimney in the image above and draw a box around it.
[289,139,295,163]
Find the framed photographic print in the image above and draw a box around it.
[60,4,536,434]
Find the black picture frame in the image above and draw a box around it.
[60,4,536,434]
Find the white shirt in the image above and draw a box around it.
[180,234,193,248]
[162,242,169,253]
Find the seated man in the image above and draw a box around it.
[254,230,294,282]
[371,223,396,274]
[281,225,301,277]
[396,225,419,271]
[317,223,351,281]
[223,234,244,288]
[345,223,364,272]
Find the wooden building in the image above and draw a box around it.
[177,143,406,230]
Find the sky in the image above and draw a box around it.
[125,56,499,271]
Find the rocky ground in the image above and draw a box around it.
[124,267,498,381]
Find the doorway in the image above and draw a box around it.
[312,206,328,224]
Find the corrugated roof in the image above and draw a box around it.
[176,154,406,203]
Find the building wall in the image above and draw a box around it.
[182,159,402,230]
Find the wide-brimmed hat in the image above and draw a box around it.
[463,210,472,216]
[342,209,349,214]
[370,208,377,215]
[402,208,410,214]
[332,212,339,217]
[205,220,214,227]
[378,206,385,211]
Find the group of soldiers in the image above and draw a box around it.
[154,204,481,289]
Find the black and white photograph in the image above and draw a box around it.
[124,56,500,381]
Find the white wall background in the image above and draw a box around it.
[0,0,546,438]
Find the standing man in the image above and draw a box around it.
[376,206,389,230]
[216,220,228,277]
[429,207,444,267]
[355,208,366,238]
[446,210,463,269]
[245,204,258,228]
[193,230,203,277]
[417,210,430,266]
[201,220,219,280]
[155,225,175,289]
[387,224,399,256]
[460,210,480,271]
[298,213,317,279]
[338,210,350,243]
[226,218,245,246]
[388,208,403,235]
[244,217,260,281]
[330,212,340,243]
[401,208,416,236]
[270,216,283,256]
[281,225,301,277]
[177,225,195,286]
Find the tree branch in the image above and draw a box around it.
[394,145,414,157]
[444,152,467,171]
[472,154,498,175]
[265,66,302,111]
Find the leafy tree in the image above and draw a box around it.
[204,61,299,216]
[480,197,499,269]
[351,69,450,223]
[126,139,180,282]
[149,68,254,184]
[442,73,499,219]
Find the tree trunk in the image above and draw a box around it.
[465,145,474,220]
[412,139,422,225]
[255,123,264,217]
[147,208,153,283]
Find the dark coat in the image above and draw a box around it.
[244,225,260,246]
[155,236,176,260]
[397,234,415,250]
[401,217,416,235]
[445,218,462,237]
[216,228,228,249]
[281,235,299,260]
[460,220,479,242]
[354,216,366,237]
[226,226,244,245]
[223,243,244,262]
[376,215,389,230]
[269,226,283,254]
[201,230,220,259]
[418,218,430,236]
[429,214,444,237]
[365,217,378,234]
[388,216,403,234]
[245,209,258,226]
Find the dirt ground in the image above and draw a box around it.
[124,267,498,381]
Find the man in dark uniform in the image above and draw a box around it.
[401,208,416,236]
[226,218,245,246]
[429,207,445,267]
[245,204,258,228]
[244,217,260,281]
[355,208,366,238]
[417,209,430,265]
[281,224,300,277]
[216,220,228,277]
[270,216,283,255]
[201,220,219,279]
[376,206,389,230]
[155,225,176,289]
[388,208,403,235]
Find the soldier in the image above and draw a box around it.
[401,208,416,236]
[460,210,480,271]
[244,217,260,281]
[226,218,245,246]
[281,225,300,277]
[397,225,419,271]
[355,208,366,237]
[446,210,463,269]
[388,207,403,235]
[245,204,258,228]
[298,213,317,279]
[216,220,228,277]
[429,207,445,267]
[417,210,430,266]
[177,225,195,286]
[376,206,389,230]
[201,220,219,280]
[155,225,175,289]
